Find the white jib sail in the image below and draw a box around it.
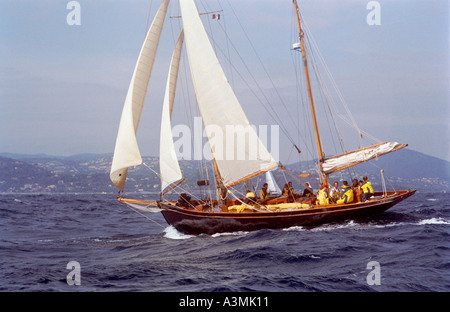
[160,31,184,192]
[180,0,278,187]
[266,170,281,196]
[110,0,169,191]
[322,142,407,174]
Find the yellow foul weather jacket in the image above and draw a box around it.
[336,185,354,204]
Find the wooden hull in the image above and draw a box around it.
[159,190,416,235]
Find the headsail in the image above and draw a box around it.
[266,170,281,196]
[322,142,407,175]
[110,0,169,191]
[160,31,184,193]
[180,0,278,188]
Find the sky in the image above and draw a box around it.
[0,0,448,163]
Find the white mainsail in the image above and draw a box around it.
[180,0,278,188]
[159,31,184,192]
[110,0,169,191]
[322,142,407,175]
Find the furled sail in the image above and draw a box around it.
[322,142,407,174]
[160,31,184,192]
[110,0,169,191]
[180,0,278,187]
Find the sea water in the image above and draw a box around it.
[0,192,448,292]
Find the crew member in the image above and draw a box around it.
[360,176,374,202]
[302,182,314,197]
[336,180,354,204]
[282,184,289,196]
[245,190,257,205]
[287,181,297,202]
[352,178,363,202]
[330,181,340,203]
[317,184,329,205]
[260,183,270,200]
[330,181,339,197]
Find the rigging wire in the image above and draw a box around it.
[301,16,382,144]
[145,0,153,33]
[215,0,301,148]
[168,3,214,202]
[290,10,387,185]
[143,1,387,201]
[301,22,347,157]
[143,161,203,206]
[121,201,166,229]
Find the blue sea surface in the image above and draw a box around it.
[0,192,448,292]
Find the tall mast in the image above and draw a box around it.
[212,156,227,206]
[293,0,327,186]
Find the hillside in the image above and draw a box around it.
[0,149,448,194]
[356,149,450,180]
[286,148,450,192]
[0,156,113,193]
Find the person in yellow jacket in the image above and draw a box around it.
[317,184,329,205]
[336,181,354,204]
[245,190,257,205]
[360,176,374,202]
[282,184,289,196]
[260,183,270,200]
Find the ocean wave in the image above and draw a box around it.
[418,217,450,225]
[284,220,367,232]
[163,226,194,240]
[283,220,414,232]
[283,225,306,232]
[211,231,249,238]
[162,225,251,239]
[283,215,450,232]
[13,198,31,205]
[2,192,449,292]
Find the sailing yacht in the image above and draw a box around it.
[110,0,415,235]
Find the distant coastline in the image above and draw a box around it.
[1,149,448,194]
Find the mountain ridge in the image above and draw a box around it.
[0,148,448,194]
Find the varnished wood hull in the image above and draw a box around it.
[159,190,416,235]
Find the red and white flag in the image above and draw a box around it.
[212,13,220,20]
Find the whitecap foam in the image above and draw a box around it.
[283,226,306,232]
[163,226,194,240]
[37,239,54,243]
[284,220,361,232]
[14,198,30,205]
[211,231,249,238]
[310,220,359,232]
[418,217,450,225]
[372,222,405,229]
